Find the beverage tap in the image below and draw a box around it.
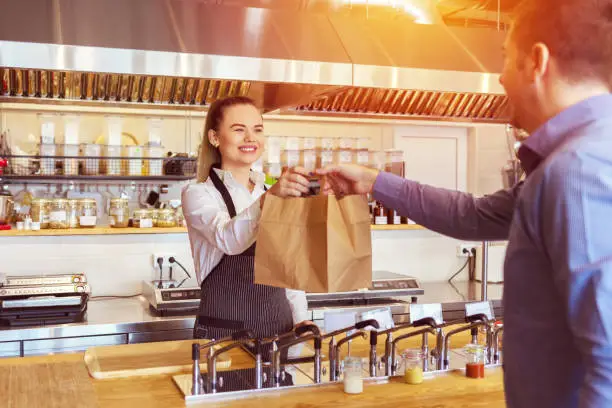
[271,324,321,386]
[439,313,493,370]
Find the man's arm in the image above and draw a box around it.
[373,172,519,241]
[541,152,612,407]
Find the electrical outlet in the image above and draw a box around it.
[152,253,176,269]
[457,244,478,258]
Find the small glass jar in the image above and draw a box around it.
[156,208,177,228]
[77,199,97,228]
[31,198,50,229]
[49,198,69,229]
[343,356,363,394]
[401,349,424,384]
[66,199,79,228]
[464,343,486,379]
[133,208,153,228]
[109,197,129,228]
[150,209,160,227]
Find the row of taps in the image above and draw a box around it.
[190,313,504,395]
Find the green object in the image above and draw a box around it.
[264,175,278,185]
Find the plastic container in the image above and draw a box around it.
[39,143,57,175]
[109,197,129,228]
[145,146,164,176]
[124,145,144,176]
[401,349,424,384]
[63,144,80,176]
[81,143,102,175]
[66,199,79,228]
[77,198,97,228]
[464,343,486,379]
[104,145,122,176]
[343,356,363,394]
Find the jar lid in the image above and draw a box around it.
[110,197,128,203]
[33,198,51,203]
[80,198,97,204]
[464,343,486,355]
[402,349,424,360]
[54,198,68,204]
[158,209,175,215]
[133,209,149,217]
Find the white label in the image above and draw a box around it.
[393,215,401,225]
[340,150,352,163]
[79,215,97,227]
[41,122,55,144]
[49,211,66,222]
[410,303,443,325]
[357,151,369,164]
[139,218,153,228]
[324,310,356,334]
[359,307,394,331]
[374,216,387,225]
[287,151,299,167]
[465,301,494,321]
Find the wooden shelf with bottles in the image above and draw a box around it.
[0,224,425,237]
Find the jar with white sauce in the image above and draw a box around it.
[343,356,363,394]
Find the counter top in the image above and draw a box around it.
[0,281,503,344]
[0,342,506,408]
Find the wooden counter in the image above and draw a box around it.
[0,333,505,408]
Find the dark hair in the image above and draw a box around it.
[511,0,612,85]
[197,96,258,182]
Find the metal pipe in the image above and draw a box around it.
[421,332,429,372]
[481,241,489,301]
[191,343,202,395]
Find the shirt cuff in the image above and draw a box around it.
[245,196,263,224]
[372,171,405,203]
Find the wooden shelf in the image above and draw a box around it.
[0,224,424,237]
[371,224,424,230]
[0,227,188,237]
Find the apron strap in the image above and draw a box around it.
[208,164,238,217]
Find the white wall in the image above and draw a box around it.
[0,106,511,293]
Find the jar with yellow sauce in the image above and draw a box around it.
[156,208,177,228]
[401,349,424,385]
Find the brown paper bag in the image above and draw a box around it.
[254,194,372,293]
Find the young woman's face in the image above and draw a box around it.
[209,104,264,168]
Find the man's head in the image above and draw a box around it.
[499,0,612,133]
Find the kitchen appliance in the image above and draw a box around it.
[143,280,200,316]
[0,273,90,326]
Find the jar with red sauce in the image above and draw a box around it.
[464,343,486,379]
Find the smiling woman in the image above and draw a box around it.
[182,96,312,350]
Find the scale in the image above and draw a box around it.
[142,280,201,316]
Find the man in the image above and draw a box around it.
[319,1,612,407]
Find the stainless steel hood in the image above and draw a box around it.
[0,0,509,122]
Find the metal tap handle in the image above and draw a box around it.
[295,324,320,337]
[356,319,380,330]
[412,317,437,328]
[466,313,489,324]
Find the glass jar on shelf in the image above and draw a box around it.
[66,199,79,228]
[49,198,69,229]
[77,198,97,228]
[150,209,160,227]
[133,208,154,228]
[156,209,177,228]
[109,197,129,228]
[31,198,51,229]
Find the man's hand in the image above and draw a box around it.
[316,164,380,197]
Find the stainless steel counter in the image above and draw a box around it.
[0,281,502,358]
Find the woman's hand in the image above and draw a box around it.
[267,167,311,198]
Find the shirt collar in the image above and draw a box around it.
[212,167,266,189]
[518,93,612,174]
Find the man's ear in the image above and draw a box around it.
[530,42,551,83]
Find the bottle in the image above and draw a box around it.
[373,202,388,225]
[387,208,401,225]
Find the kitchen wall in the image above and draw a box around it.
[0,106,510,295]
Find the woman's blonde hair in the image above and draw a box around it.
[196,96,258,182]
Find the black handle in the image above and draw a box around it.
[295,324,320,337]
[192,343,200,360]
[355,319,380,330]
[470,328,479,337]
[466,313,488,323]
[314,337,322,350]
[232,329,255,340]
[370,331,378,346]
[412,317,437,328]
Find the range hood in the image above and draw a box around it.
[0,0,509,122]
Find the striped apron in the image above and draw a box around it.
[193,166,294,344]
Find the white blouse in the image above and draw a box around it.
[181,168,308,324]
